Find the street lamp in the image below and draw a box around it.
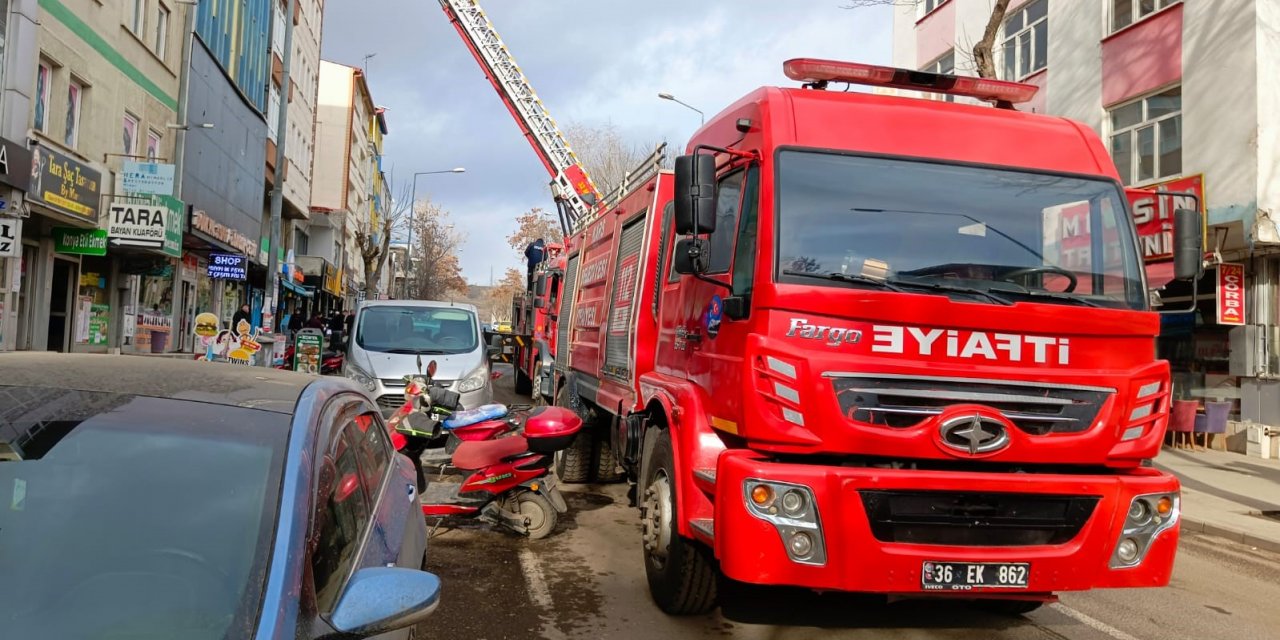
[405,168,466,297]
[658,92,704,125]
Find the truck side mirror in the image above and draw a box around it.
[1173,208,1204,281]
[674,154,717,236]
[673,238,709,275]
[533,297,545,309]
[534,274,547,296]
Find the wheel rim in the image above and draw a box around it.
[520,495,548,532]
[532,371,545,405]
[642,469,673,569]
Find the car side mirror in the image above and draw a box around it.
[326,568,442,637]
[1173,208,1204,281]
[426,360,438,378]
[672,238,709,275]
[674,154,717,235]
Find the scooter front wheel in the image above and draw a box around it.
[516,490,558,540]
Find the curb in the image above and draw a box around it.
[1180,515,1280,554]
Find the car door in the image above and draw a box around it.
[306,394,425,638]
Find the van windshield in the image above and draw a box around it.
[775,150,1146,310]
[356,305,479,355]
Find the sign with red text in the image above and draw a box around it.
[1216,263,1245,326]
[1125,174,1206,263]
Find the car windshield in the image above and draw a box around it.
[775,150,1145,310]
[0,390,289,640]
[357,305,479,354]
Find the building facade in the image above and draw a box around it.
[892,0,1280,442]
[0,0,39,352]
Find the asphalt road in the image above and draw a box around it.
[417,367,1280,640]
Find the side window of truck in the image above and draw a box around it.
[731,166,761,296]
[707,171,745,274]
[665,202,681,284]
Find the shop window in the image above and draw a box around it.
[65,79,83,148]
[1002,0,1048,80]
[1113,0,1179,32]
[923,50,955,102]
[34,62,51,133]
[1109,87,1181,186]
[154,3,169,61]
[122,113,139,156]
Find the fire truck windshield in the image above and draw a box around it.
[775,150,1145,310]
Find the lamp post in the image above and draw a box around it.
[405,168,465,298]
[658,92,704,125]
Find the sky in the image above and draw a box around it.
[321,1,893,284]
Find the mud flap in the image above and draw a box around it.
[525,475,568,513]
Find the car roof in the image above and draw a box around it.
[0,353,325,414]
[358,299,478,312]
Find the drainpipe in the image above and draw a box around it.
[263,0,297,354]
[166,0,199,352]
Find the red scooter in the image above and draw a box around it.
[386,359,582,539]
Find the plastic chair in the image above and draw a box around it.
[1167,400,1198,450]
[1195,401,1231,451]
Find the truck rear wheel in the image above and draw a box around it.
[641,428,717,615]
[554,383,591,483]
[593,430,623,483]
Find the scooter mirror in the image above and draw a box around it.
[427,360,438,378]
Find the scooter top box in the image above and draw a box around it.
[523,406,582,453]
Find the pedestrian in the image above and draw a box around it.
[344,310,355,338]
[287,310,304,337]
[231,303,252,334]
[524,238,545,290]
[328,311,345,350]
[307,314,325,330]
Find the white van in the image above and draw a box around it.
[343,300,493,416]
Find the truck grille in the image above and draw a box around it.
[828,374,1112,436]
[859,490,1098,546]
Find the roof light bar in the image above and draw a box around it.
[783,58,1039,105]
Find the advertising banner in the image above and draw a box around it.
[208,253,248,280]
[1125,174,1206,263]
[1217,263,1245,326]
[107,201,168,250]
[53,227,108,256]
[295,329,324,373]
[121,161,176,196]
[29,146,101,221]
[0,217,20,258]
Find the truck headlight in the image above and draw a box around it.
[457,366,488,393]
[345,364,378,393]
[1111,492,1179,568]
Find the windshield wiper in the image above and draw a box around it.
[889,278,1014,306]
[381,348,450,355]
[992,288,1104,308]
[782,269,907,292]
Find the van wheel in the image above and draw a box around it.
[554,383,591,483]
[641,428,717,615]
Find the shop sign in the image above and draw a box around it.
[1125,174,1206,263]
[53,226,108,256]
[107,201,168,250]
[153,194,184,258]
[294,328,324,373]
[0,217,20,258]
[30,145,101,220]
[323,264,341,296]
[1217,263,1245,326]
[208,252,248,280]
[121,161,175,196]
[0,138,32,191]
[190,209,257,256]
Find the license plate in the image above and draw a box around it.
[921,561,1030,590]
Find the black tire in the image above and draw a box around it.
[641,428,717,615]
[593,429,624,483]
[514,357,533,396]
[554,383,591,483]
[973,599,1046,616]
[516,490,558,540]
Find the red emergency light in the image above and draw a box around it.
[783,58,1038,106]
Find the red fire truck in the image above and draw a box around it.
[544,60,1203,614]
[506,242,564,403]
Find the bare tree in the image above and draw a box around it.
[506,207,564,260]
[842,0,1011,79]
[563,121,666,195]
[485,268,525,323]
[355,182,413,299]
[408,200,469,301]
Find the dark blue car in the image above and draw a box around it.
[0,354,440,639]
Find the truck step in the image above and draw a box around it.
[690,518,715,544]
[692,468,717,495]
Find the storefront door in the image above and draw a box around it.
[15,243,37,349]
[47,258,76,352]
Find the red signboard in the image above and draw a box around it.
[1125,174,1205,263]
[1216,263,1245,325]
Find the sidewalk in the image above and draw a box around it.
[1155,446,1280,552]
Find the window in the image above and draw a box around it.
[122,113,139,155]
[924,51,955,103]
[1113,0,1179,32]
[1109,87,1181,185]
[352,412,391,492]
[154,4,169,60]
[64,80,82,147]
[1001,0,1047,80]
[312,423,371,612]
[34,62,50,133]
[731,166,761,297]
[146,129,161,161]
[920,0,948,17]
[131,0,146,36]
[707,171,744,274]
[0,0,10,92]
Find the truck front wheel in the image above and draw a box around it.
[641,428,717,615]
[554,382,591,483]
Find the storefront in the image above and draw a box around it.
[0,137,33,352]
[296,255,342,319]
[15,144,104,353]
[186,208,259,345]
[106,185,186,354]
